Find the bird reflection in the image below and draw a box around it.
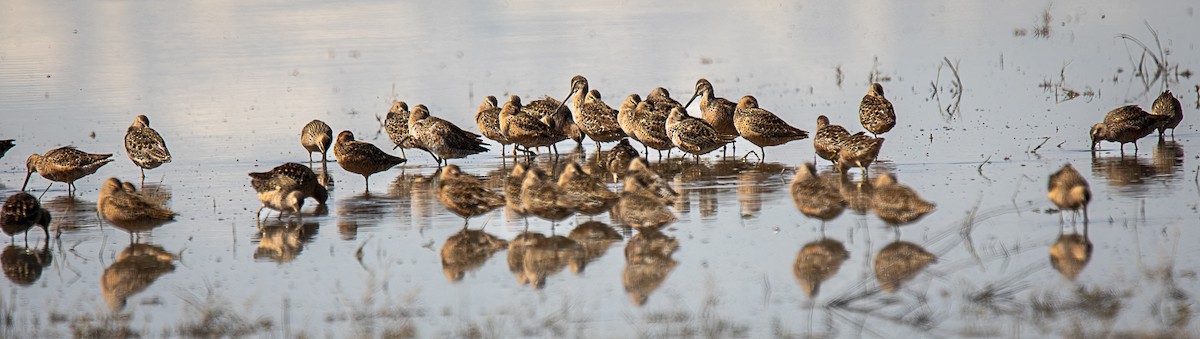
[623,228,679,306]
[838,175,875,215]
[2,242,52,286]
[568,221,623,273]
[253,220,319,263]
[42,195,96,234]
[869,174,935,226]
[506,231,583,288]
[793,238,848,297]
[791,162,847,223]
[874,241,936,292]
[736,163,786,218]
[1089,154,1157,194]
[1049,223,1092,281]
[337,192,395,234]
[440,228,508,282]
[1152,140,1184,176]
[101,243,177,311]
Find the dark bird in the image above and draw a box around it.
[604,138,640,181]
[1150,90,1183,138]
[617,94,673,159]
[859,83,895,137]
[0,139,16,160]
[2,193,51,242]
[1090,105,1168,153]
[333,130,406,191]
[249,162,327,220]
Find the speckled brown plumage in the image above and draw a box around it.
[333,130,406,190]
[1090,105,1167,153]
[859,83,895,136]
[794,238,848,297]
[1047,163,1090,223]
[667,107,736,158]
[1049,232,1091,281]
[814,115,857,164]
[441,229,508,282]
[835,134,885,175]
[2,193,51,241]
[250,162,328,209]
[438,164,505,221]
[870,174,935,226]
[734,96,808,160]
[1151,90,1183,137]
[525,90,581,147]
[474,96,511,155]
[301,119,333,164]
[623,228,678,305]
[98,178,175,235]
[684,79,739,137]
[102,243,176,310]
[500,96,561,151]
[124,115,172,179]
[874,241,936,292]
[557,162,618,216]
[574,89,627,147]
[408,104,489,165]
[22,146,114,194]
[605,138,639,180]
[790,162,846,221]
[520,167,574,221]
[384,101,418,159]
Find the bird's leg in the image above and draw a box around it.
[141,168,147,183]
[364,175,371,193]
[759,147,766,163]
[39,184,53,200]
[255,206,265,222]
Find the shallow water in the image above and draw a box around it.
[2,0,1199,337]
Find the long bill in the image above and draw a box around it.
[21,170,33,191]
[682,92,699,109]
[552,89,578,113]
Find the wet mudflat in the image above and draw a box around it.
[1,0,1199,337]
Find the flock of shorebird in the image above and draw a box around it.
[0,74,1187,244]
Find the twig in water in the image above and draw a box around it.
[978,155,992,175]
[1030,137,1051,153]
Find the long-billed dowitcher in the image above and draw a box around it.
[734,96,809,161]
[249,162,328,205]
[437,164,505,223]
[499,96,560,156]
[835,134,885,175]
[441,229,508,282]
[576,89,627,151]
[558,162,618,216]
[1090,105,1167,153]
[0,140,15,160]
[859,83,896,137]
[384,101,421,160]
[519,167,574,222]
[874,241,936,292]
[617,94,673,159]
[2,193,51,242]
[684,79,739,139]
[666,107,737,161]
[300,119,333,165]
[794,238,848,297]
[474,96,513,157]
[98,178,176,238]
[333,130,406,191]
[790,162,847,222]
[23,146,113,195]
[1047,163,1090,224]
[408,104,489,166]
[124,115,172,181]
[814,115,857,165]
[526,89,581,152]
[870,174,935,226]
[605,138,639,181]
[1150,90,1183,138]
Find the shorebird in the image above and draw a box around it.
[1047,163,1090,224]
[474,96,514,157]
[733,96,808,161]
[813,115,857,165]
[384,101,421,160]
[499,96,559,157]
[98,178,175,238]
[790,162,847,222]
[874,241,936,292]
[870,174,935,226]
[1090,105,1168,153]
[124,115,172,181]
[526,85,582,152]
[437,164,505,224]
[617,94,673,159]
[859,83,895,137]
[666,107,736,161]
[0,139,15,160]
[605,138,639,181]
[794,238,848,297]
[407,104,489,166]
[834,134,885,176]
[249,162,328,206]
[23,146,114,195]
[683,79,739,145]
[333,130,406,191]
[553,76,626,151]
[300,119,333,165]
[519,167,574,222]
[1150,90,1183,138]
[1,193,51,242]
[557,162,618,216]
